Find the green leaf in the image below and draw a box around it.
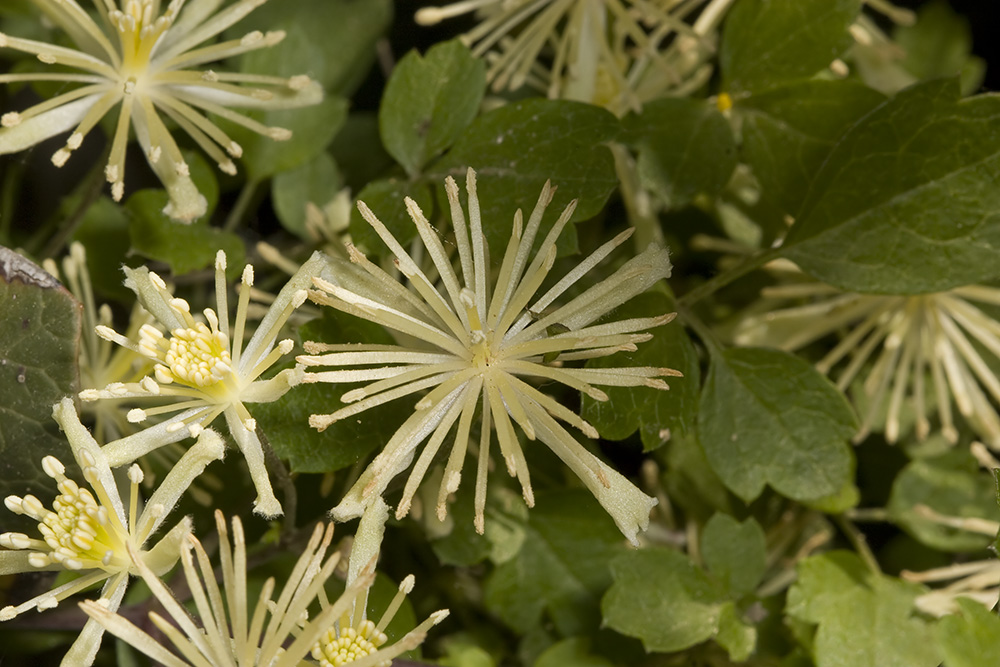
[701,513,767,599]
[787,551,941,667]
[738,80,886,216]
[783,79,1000,294]
[887,455,1000,552]
[534,638,613,667]
[272,151,342,239]
[431,99,620,258]
[252,375,381,474]
[71,196,132,301]
[0,248,78,527]
[662,433,737,523]
[484,489,626,637]
[126,190,245,276]
[331,113,397,192]
[802,458,861,515]
[431,483,528,568]
[624,97,737,209]
[697,347,856,503]
[228,97,348,182]
[580,292,700,450]
[719,0,861,94]
[715,602,757,662]
[936,598,1000,667]
[255,311,405,474]
[349,179,434,254]
[602,547,725,653]
[896,0,985,95]
[381,39,486,177]
[438,639,498,667]
[233,0,393,95]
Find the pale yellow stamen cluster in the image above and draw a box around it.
[139,307,233,389]
[0,0,321,221]
[736,277,1000,448]
[415,0,735,114]
[81,507,449,667]
[312,618,388,667]
[1,455,135,574]
[80,250,320,518]
[300,168,674,543]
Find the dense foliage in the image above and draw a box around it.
[2,1,999,665]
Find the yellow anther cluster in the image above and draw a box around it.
[311,619,389,667]
[139,316,233,389]
[4,456,117,572]
[161,323,233,388]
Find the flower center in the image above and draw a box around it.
[111,0,176,85]
[7,456,125,572]
[164,324,234,387]
[463,290,497,371]
[311,619,389,667]
[141,320,234,389]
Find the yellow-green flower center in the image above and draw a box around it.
[5,456,127,572]
[112,0,175,85]
[311,619,388,667]
[141,319,234,390]
[163,324,233,387]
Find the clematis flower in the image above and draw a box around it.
[0,0,322,222]
[735,276,1000,449]
[81,501,449,666]
[0,397,224,667]
[299,167,678,544]
[414,0,736,114]
[81,250,324,517]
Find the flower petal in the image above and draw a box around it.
[0,95,97,155]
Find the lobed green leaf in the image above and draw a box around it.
[0,248,78,525]
[623,97,737,210]
[720,0,861,94]
[783,79,1000,294]
[431,99,620,258]
[380,40,486,177]
[697,347,857,503]
[787,551,941,667]
[739,80,885,217]
[580,292,699,450]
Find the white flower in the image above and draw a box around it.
[414,0,735,113]
[0,397,223,667]
[81,250,323,517]
[81,502,449,666]
[736,277,1000,449]
[299,167,678,544]
[0,0,322,222]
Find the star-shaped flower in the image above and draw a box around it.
[0,398,223,667]
[81,503,449,666]
[299,168,679,544]
[0,0,322,221]
[736,275,1000,448]
[81,250,323,517]
[415,0,733,113]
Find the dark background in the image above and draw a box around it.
[905,0,999,90]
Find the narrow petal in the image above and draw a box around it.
[0,95,97,155]
[224,410,281,517]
